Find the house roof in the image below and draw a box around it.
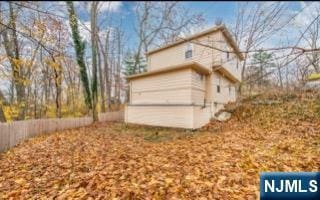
[126,61,211,80]
[307,73,320,81]
[147,25,244,60]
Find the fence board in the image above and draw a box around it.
[0,111,123,152]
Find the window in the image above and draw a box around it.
[217,85,221,93]
[226,52,230,60]
[229,86,231,95]
[202,99,206,108]
[185,43,193,59]
[217,77,221,93]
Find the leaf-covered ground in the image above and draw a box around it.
[0,92,319,199]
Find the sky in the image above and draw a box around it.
[17,1,314,53]
[1,1,319,93]
[1,1,316,50]
[64,1,319,86]
[65,1,311,51]
[1,1,318,59]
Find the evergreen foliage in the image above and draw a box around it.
[124,53,147,76]
[66,1,92,109]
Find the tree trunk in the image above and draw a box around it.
[116,29,122,108]
[0,90,7,122]
[238,53,248,97]
[1,2,26,120]
[33,78,38,119]
[104,33,112,111]
[277,65,283,89]
[53,62,62,118]
[66,1,92,111]
[97,45,106,112]
[90,2,98,121]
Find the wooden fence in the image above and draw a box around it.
[0,111,124,152]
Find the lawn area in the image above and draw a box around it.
[0,92,319,199]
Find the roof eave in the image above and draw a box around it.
[146,25,224,55]
[220,27,244,61]
[146,25,244,61]
[126,61,211,80]
[213,65,240,83]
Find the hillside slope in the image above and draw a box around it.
[0,92,319,199]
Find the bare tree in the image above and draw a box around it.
[133,2,204,70]
[232,2,288,93]
[90,1,99,121]
[98,29,112,110]
[301,7,320,73]
[115,27,123,107]
[1,2,27,120]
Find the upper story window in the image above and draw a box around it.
[226,51,230,60]
[217,77,221,93]
[185,43,193,59]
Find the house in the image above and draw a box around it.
[306,73,320,89]
[125,25,244,129]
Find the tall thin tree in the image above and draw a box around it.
[66,1,92,111]
[90,1,99,121]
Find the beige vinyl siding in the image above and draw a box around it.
[193,106,211,128]
[126,27,243,129]
[148,30,242,82]
[125,105,211,129]
[125,105,194,129]
[191,70,206,105]
[148,32,221,71]
[148,44,185,71]
[212,71,236,105]
[130,68,193,104]
[217,32,242,81]
[192,32,221,68]
[132,89,192,104]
